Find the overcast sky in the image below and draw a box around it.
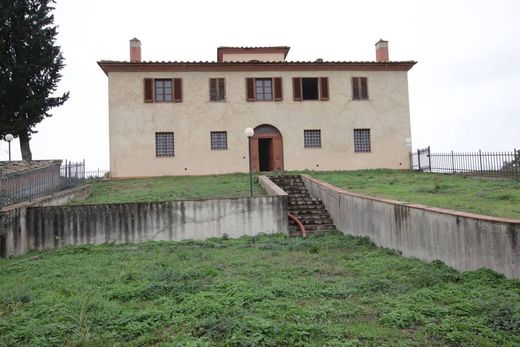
[1,0,519,170]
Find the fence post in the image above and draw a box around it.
[427,146,432,172]
[479,149,483,175]
[417,148,421,171]
[451,150,455,173]
[515,148,518,178]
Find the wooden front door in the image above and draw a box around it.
[251,125,284,172]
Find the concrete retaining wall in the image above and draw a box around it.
[1,196,288,258]
[301,174,520,280]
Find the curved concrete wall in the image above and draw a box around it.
[301,174,520,280]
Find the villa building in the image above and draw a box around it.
[98,39,415,177]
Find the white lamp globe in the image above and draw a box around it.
[244,128,254,138]
[5,134,14,142]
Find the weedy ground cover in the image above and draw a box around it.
[308,169,520,219]
[1,233,519,346]
[78,173,265,205]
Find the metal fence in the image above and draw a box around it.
[0,160,87,208]
[410,147,520,178]
[85,169,109,179]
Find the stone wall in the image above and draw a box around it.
[301,174,520,280]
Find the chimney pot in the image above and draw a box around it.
[130,38,141,62]
[375,39,389,62]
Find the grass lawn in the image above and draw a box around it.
[78,173,265,204]
[1,233,519,346]
[307,169,520,220]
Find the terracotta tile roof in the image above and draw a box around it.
[0,160,62,177]
[97,60,417,75]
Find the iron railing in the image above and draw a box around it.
[85,169,109,179]
[410,147,520,178]
[0,160,87,208]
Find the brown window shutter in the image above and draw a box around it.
[144,78,153,102]
[218,78,225,101]
[352,77,360,100]
[246,78,255,101]
[361,77,368,99]
[293,77,302,101]
[209,78,217,101]
[274,77,283,101]
[173,78,182,102]
[319,77,329,101]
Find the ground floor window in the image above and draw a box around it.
[210,131,228,150]
[304,129,321,148]
[354,129,371,152]
[155,132,175,156]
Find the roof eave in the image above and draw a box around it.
[97,60,417,75]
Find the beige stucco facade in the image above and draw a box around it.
[221,52,286,62]
[101,44,415,177]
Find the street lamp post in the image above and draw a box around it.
[5,134,14,162]
[244,128,254,197]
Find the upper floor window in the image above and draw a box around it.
[144,78,182,103]
[210,78,225,101]
[155,132,175,157]
[255,79,272,101]
[210,131,228,150]
[352,77,368,100]
[293,77,329,101]
[246,77,283,102]
[353,129,371,152]
[155,79,172,102]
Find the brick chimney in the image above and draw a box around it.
[130,38,141,62]
[375,39,389,62]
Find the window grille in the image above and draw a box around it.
[155,132,174,156]
[304,129,321,148]
[354,129,371,152]
[210,131,228,150]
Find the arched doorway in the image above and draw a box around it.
[251,125,284,172]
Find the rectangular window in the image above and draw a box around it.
[144,78,182,103]
[210,78,225,101]
[352,77,368,100]
[293,77,329,101]
[302,78,319,100]
[210,131,228,150]
[354,129,371,152]
[155,132,174,156]
[246,78,282,101]
[304,129,321,148]
[255,78,273,101]
[155,79,172,102]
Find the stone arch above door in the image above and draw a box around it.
[251,124,284,172]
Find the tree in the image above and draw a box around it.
[0,0,69,161]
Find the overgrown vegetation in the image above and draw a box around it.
[307,169,520,219]
[78,173,265,204]
[1,233,519,346]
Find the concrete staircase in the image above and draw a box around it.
[269,175,335,236]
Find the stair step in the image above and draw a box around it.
[268,175,335,237]
[290,218,334,225]
[288,209,324,215]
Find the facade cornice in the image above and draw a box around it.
[97,61,417,75]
